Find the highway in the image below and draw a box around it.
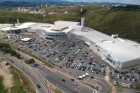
[1,53,52,93]
[19,51,94,93]
[1,52,93,93]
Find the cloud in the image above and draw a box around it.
[66,0,140,5]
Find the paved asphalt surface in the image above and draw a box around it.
[20,51,94,93]
[1,54,49,93]
[118,89,140,93]
[1,34,139,93]
[1,52,93,93]
[87,78,110,93]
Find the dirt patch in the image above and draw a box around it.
[82,81,101,91]
[0,61,14,93]
[45,80,63,93]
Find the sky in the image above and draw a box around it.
[66,0,140,4]
[0,0,140,5]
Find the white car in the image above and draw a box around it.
[85,73,89,76]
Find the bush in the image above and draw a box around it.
[11,50,17,56]
[1,47,12,53]
[16,54,21,59]
[25,59,35,64]
[10,50,21,59]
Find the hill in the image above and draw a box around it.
[0,1,38,7]
[84,9,140,42]
[44,5,140,42]
[0,5,139,42]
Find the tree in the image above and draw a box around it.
[11,50,17,56]
[25,58,35,64]
[1,47,12,53]
[16,54,21,59]
[29,59,35,64]
[79,8,87,17]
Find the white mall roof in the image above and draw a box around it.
[54,20,80,26]
[72,28,140,63]
[0,24,13,29]
[0,27,13,31]
[15,22,37,29]
[0,22,53,32]
[51,25,68,31]
[43,25,73,33]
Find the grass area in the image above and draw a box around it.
[9,43,53,68]
[0,10,79,24]
[46,14,80,23]
[115,85,140,92]
[0,6,140,42]
[84,9,140,42]
[9,44,18,50]
[115,85,123,91]
[54,89,63,93]
[45,80,63,93]
[0,77,7,93]
[45,5,140,42]
[133,85,140,91]
[82,81,101,91]
[0,63,33,93]
[44,5,105,13]
[0,58,4,62]
[20,49,53,68]
[11,69,27,93]
[11,67,35,93]
[0,41,53,68]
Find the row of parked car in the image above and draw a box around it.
[2,33,140,90]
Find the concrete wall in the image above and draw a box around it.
[121,58,140,68]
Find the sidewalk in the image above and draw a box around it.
[19,51,94,91]
[105,67,116,93]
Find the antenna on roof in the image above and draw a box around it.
[111,34,118,39]
[16,19,20,26]
[81,18,85,31]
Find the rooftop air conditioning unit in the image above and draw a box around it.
[111,34,118,39]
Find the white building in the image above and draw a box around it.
[0,21,76,39]
[1,21,140,70]
[68,25,140,70]
[54,21,80,27]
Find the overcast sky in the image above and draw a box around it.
[66,0,140,5]
[0,0,140,5]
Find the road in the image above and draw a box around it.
[1,54,50,93]
[89,78,110,93]
[1,35,111,93]
[118,89,140,93]
[19,51,94,93]
[1,52,93,93]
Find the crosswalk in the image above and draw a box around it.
[27,64,54,93]
[5,54,54,93]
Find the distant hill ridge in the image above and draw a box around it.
[0,1,37,7]
[0,0,62,2]
[0,0,139,5]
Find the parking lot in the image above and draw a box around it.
[1,33,140,91]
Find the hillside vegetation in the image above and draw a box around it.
[0,10,79,23]
[0,5,140,42]
[84,10,140,42]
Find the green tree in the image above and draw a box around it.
[25,59,35,64]
[16,54,21,59]
[11,50,17,56]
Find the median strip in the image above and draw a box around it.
[0,41,53,68]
